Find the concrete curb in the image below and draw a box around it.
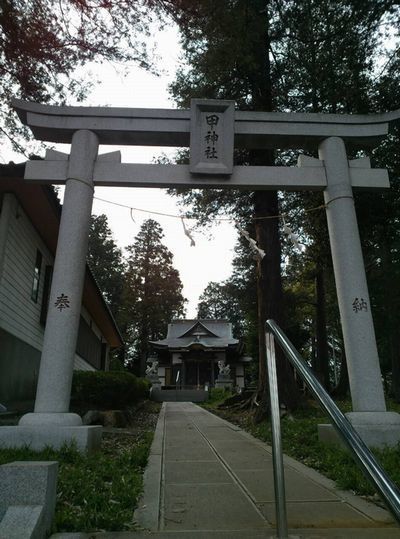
[133,402,166,531]
[49,529,400,538]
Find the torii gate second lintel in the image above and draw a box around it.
[25,149,389,191]
[3,98,400,452]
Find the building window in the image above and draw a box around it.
[40,265,53,325]
[31,250,42,302]
[76,316,102,370]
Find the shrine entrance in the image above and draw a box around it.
[2,97,400,451]
[185,361,212,388]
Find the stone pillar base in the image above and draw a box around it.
[146,374,161,387]
[215,378,233,390]
[147,375,162,389]
[318,411,400,449]
[19,412,82,427]
[0,425,102,452]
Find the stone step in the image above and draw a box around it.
[51,528,400,539]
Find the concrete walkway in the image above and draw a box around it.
[53,402,400,538]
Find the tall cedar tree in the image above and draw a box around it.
[197,280,245,339]
[124,219,186,375]
[87,214,125,318]
[274,0,400,393]
[168,0,301,409]
[168,0,400,401]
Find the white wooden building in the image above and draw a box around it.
[0,163,123,410]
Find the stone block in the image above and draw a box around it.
[215,378,233,390]
[19,412,82,427]
[81,410,101,425]
[150,389,209,403]
[0,460,58,538]
[0,505,45,539]
[0,425,102,452]
[318,411,400,448]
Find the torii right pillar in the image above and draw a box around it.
[318,136,400,447]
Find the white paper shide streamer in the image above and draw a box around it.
[240,229,266,260]
[282,217,304,252]
[181,217,196,247]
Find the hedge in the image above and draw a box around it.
[71,371,150,409]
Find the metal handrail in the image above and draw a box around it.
[265,318,400,537]
[265,331,289,538]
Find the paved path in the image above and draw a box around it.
[53,401,400,538]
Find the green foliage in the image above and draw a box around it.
[0,433,153,532]
[109,356,126,372]
[355,129,400,399]
[87,214,125,317]
[197,280,245,338]
[71,371,150,410]
[0,0,164,154]
[0,442,80,467]
[206,387,233,406]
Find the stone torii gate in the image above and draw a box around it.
[1,98,400,451]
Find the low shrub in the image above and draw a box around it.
[71,371,150,410]
[207,387,233,405]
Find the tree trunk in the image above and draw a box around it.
[331,344,349,398]
[391,336,400,402]
[315,266,330,390]
[250,0,300,411]
[254,190,300,410]
[381,244,400,401]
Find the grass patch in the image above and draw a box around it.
[204,387,233,407]
[0,431,153,533]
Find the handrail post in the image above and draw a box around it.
[266,331,289,539]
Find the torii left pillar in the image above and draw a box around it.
[0,130,102,451]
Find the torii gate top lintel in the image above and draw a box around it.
[12,98,400,150]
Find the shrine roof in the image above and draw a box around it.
[150,319,239,350]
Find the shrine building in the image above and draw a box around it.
[150,319,250,389]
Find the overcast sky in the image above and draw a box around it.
[53,23,237,318]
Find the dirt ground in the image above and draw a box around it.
[101,400,161,451]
